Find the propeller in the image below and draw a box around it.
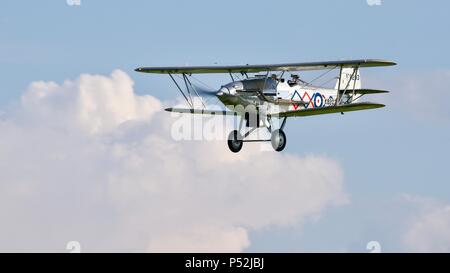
[194,85,218,98]
[190,84,222,106]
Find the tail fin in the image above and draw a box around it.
[335,68,361,90]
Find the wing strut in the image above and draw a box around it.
[228,71,235,82]
[168,73,206,109]
[169,73,192,108]
[335,65,360,105]
[335,65,343,105]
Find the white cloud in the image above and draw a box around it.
[0,70,348,252]
[403,195,450,252]
[382,70,450,123]
[366,0,382,6]
[20,70,161,134]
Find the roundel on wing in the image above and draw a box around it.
[313,93,324,108]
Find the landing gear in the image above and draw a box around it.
[271,129,286,152]
[227,115,287,153]
[227,130,243,153]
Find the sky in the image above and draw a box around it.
[1,0,450,252]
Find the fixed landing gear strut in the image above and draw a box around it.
[227,130,243,153]
[226,115,287,153]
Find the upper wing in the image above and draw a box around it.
[272,102,385,117]
[135,59,396,74]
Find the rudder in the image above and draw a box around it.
[335,68,361,90]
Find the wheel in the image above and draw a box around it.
[271,129,286,152]
[227,130,243,153]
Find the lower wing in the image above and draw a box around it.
[165,107,237,115]
[165,102,384,117]
[272,102,384,117]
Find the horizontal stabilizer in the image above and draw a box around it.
[338,89,389,95]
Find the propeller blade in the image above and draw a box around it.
[194,85,218,98]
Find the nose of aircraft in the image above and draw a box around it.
[217,87,229,96]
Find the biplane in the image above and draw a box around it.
[135,59,396,153]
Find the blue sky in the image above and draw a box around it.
[3,0,448,102]
[1,0,450,252]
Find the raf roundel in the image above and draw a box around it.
[313,93,324,108]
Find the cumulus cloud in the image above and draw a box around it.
[0,70,348,252]
[20,70,161,134]
[402,195,450,252]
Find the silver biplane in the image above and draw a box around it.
[135,59,396,152]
